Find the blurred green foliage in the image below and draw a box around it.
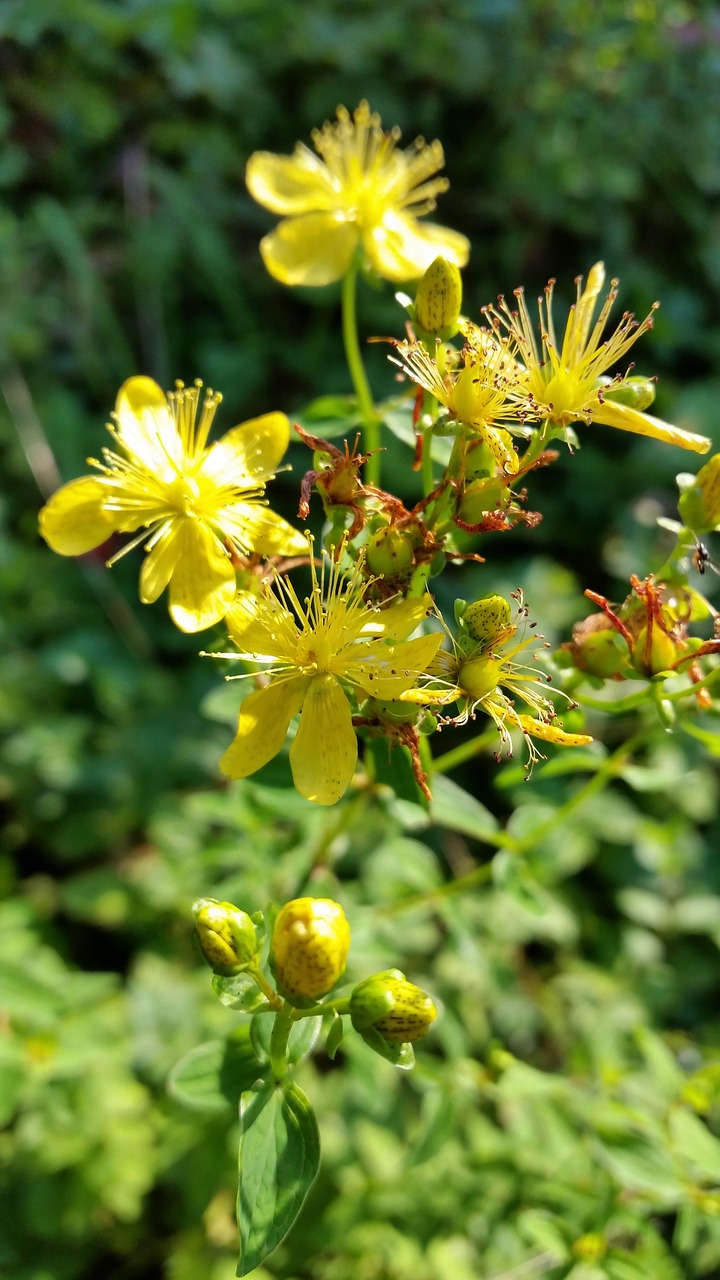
[2,1,720,1277]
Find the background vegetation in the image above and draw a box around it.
[2,1,720,1277]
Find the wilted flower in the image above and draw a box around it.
[246,101,469,287]
[219,541,442,804]
[271,897,350,1002]
[485,263,711,453]
[39,377,306,631]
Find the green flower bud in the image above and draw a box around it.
[192,898,258,976]
[414,256,462,337]
[369,697,420,725]
[456,478,506,525]
[271,897,351,1003]
[350,970,437,1043]
[457,655,503,700]
[631,624,678,676]
[576,626,627,677]
[366,525,415,578]
[678,453,720,534]
[572,1233,607,1263]
[462,594,512,646]
[599,375,656,412]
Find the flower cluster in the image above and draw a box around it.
[39,101,718,808]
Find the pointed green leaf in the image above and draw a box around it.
[168,1027,266,1112]
[237,1080,320,1275]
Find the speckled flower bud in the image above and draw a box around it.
[678,454,720,534]
[414,256,462,337]
[366,525,415,578]
[462,594,512,646]
[192,898,258,976]
[350,970,437,1043]
[271,897,350,1003]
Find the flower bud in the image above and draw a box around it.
[271,897,350,1003]
[369,697,421,725]
[630,624,678,676]
[457,655,503,700]
[414,256,462,337]
[350,970,437,1043]
[599,375,656,412]
[462,594,512,647]
[678,454,720,534]
[192,898,258,976]
[366,525,415,578]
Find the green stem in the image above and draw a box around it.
[291,996,351,1020]
[385,732,648,915]
[342,261,382,487]
[247,960,284,1011]
[269,1001,293,1082]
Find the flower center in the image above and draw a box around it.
[165,474,202,516]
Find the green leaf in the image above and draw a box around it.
[237,1080,320,1275]
[168,1028,266,1112]
[429,773,499,840]
[294,393,361,439]
[326,1013,344,1060]
[383,404,454,465]
[668,1106,720,1180]
[212,972,268,1012]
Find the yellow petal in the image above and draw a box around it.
[200,412,291,485]
[139,519,235,631]
[346,632,443,699]
[517,715,593,747]
[39,476,119,555]
[138,521,182,604]
[360,593,434,642]
[223,504,307,557]
[289,674,357,805]
[220,676,309,780]
[259,213,358,287]
[246,148,337,214]
[114,376,182,474]
[365,211,470,283]
[115,376,167,417]
[226,587,297,660]
[594,401,711,454]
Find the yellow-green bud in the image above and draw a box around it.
[462,594,512,646]
[192,898,258,976]
[631,624,678,676]
[456,478,506,525]
[572,1233,607,1263]
[458,655,503,700]
[414,256,462,337]
[271,897,350,1003]
[599,375,656,412]
[366,525,415,578]
[678,454,720,534]
[350,970,437,1043]
[369,697,420,725]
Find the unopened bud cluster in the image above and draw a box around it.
[193,895,437,1065]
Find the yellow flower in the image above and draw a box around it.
[410,593,592,769]
[484,262,710,453]
[392,322,534,475]
[271,897,351,1002]
[39,377,306,632]
[219,543,443,805]
[246,101,470,287]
